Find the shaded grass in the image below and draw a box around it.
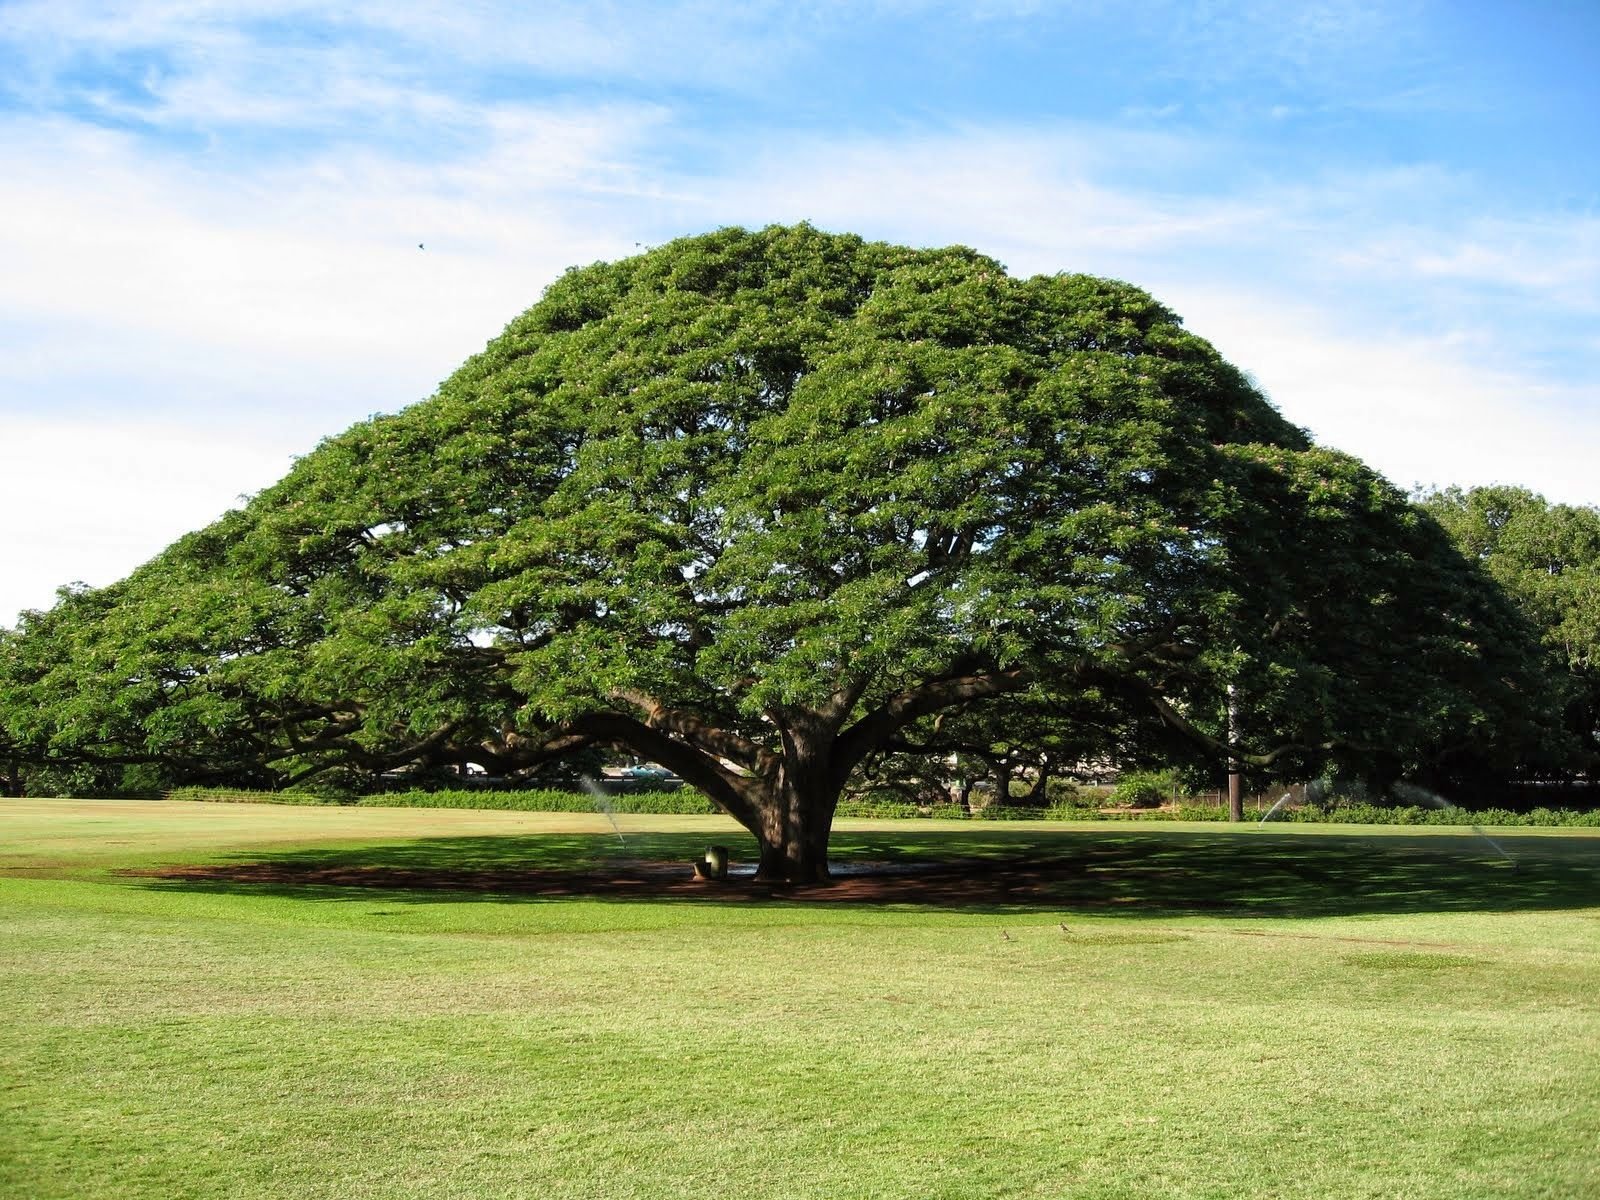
[113,822,1600,921]
[2,800,1597,1199]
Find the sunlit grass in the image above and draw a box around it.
[2,799,1597,1199]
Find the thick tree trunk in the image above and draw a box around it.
[588,671,1036,885]
[750,726,840,884]
[754,782,838,883]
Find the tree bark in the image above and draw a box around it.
[1226,683,1244,823]
[1026,759,1052,806]
[753,777,838,883]
[567,670,1039,884]
[572,703,843,884]
[993,759,1013,808]
[752,722,841,883]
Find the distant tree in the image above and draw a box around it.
[1421,485,1599,780]
[0,226,1565,874]
[847,685,1184,811]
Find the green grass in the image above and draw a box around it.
[3,800,1598,1199]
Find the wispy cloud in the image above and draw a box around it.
[1349,217,1600,309]
[0,0,826,117]
[0,102,668,414]
[0,418,298,619]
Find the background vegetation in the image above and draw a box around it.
[158,784,1600,828]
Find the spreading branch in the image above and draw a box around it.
[834,667,1033,780]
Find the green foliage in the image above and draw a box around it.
[1421,486,1600,671]
[1041,776,1084,805]
[1421,485,1600,779]
[835,798,927,819]
[970,803,1061,821]
[63,782,1600,827]
[1111,769,1177,808]
[166,785,716,815]
[1259,802,1600,828]
[365,789,717,815]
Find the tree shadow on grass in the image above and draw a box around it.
[117,826,1600,919]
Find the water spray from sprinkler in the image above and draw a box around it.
[1259,793,1296,824]
[1392,783,1517,867]
[580,775,628,847]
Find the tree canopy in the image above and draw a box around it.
[0,225,1566,871]
[1422,485,1599,781]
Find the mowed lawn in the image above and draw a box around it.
[2,800,1597,1199]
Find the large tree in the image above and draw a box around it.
[0,226,1562,876]
[1422,485,1599,781]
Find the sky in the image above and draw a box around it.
[1,0,1597,626]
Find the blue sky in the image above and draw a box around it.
[2,1,1596,625]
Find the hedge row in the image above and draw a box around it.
[1236,802,1600,828]
[164,786,716,815]
[161,787,1600,827]
[366,789,717,814]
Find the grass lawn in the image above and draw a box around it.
[2,799,1597,1199]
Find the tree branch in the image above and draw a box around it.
[833,667,1033,781]
[569,709,765,829]
[608,689,779,774]
[1128,678,1342,768]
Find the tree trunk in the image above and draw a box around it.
[994,760,1012,807]
[753,778,838,882]
[750,726,840,883]
[1026,759,1052,806]
[1226,683,1244,822]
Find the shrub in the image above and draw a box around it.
[834,799,924,819]
[1173,804,1233,822]
[158,784,1600,826]
[365,789,716,814]
[1110,770,1176,808]
[167,787,342,805]
[1043,803,1101,821]
[1041,777,1083,806]
[928,804,971,820]
[971,804,1057,821]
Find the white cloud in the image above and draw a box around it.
[673,125,1272,271]
[0,418,298,624]
[1155,286,1600,506]
[0,101,676,625]
[1322,204,1600,317]
[0,0,818,113]
[0,107,664,416]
